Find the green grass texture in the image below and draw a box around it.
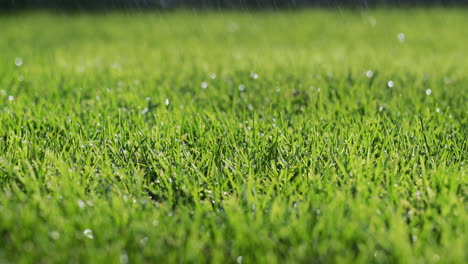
[0,9,467,263]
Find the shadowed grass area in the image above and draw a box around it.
[0,9,467,263]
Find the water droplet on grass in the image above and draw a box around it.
[77,199,86,209]
[165,98,170,106]
[83,229,94,239]
[238,84,245,91]
[387,81,394,88]
[397,33,405,43]
[8,96,14,101]
[436,108,440,113]
[426,89,432,95]
[237,256,243,264]
[50,231,60,240]
[201,82,208,89]
[140,236,149,245]
[15,57,23,66]
[120,253,128,264]
[366,70,373,78]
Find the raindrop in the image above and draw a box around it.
[49,231,60,240]
[425,89,432,95]
[120,253,129,264]
[397,33,405,43]
[140,236,149,245]
[83,229,94,239]
[201,82,208,89]
[366,70,373,78]
[77,199,86,209]
[387,81,394,88]
[15,57,23,66]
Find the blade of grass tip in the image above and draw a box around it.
[418,115,432,157]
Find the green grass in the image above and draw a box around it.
[0,8,467,263]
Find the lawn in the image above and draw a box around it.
[0,8,466,263]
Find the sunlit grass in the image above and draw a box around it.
[0,9,467,263]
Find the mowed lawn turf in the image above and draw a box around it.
[0,9,466,263]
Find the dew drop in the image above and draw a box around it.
[83,229,94,239]
[50,231,60,240]
[397,33,405,43]
[77,199,86,209]
[15,57,23,66]
[120,253,128,264]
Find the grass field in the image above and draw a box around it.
[0,9,467,263]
